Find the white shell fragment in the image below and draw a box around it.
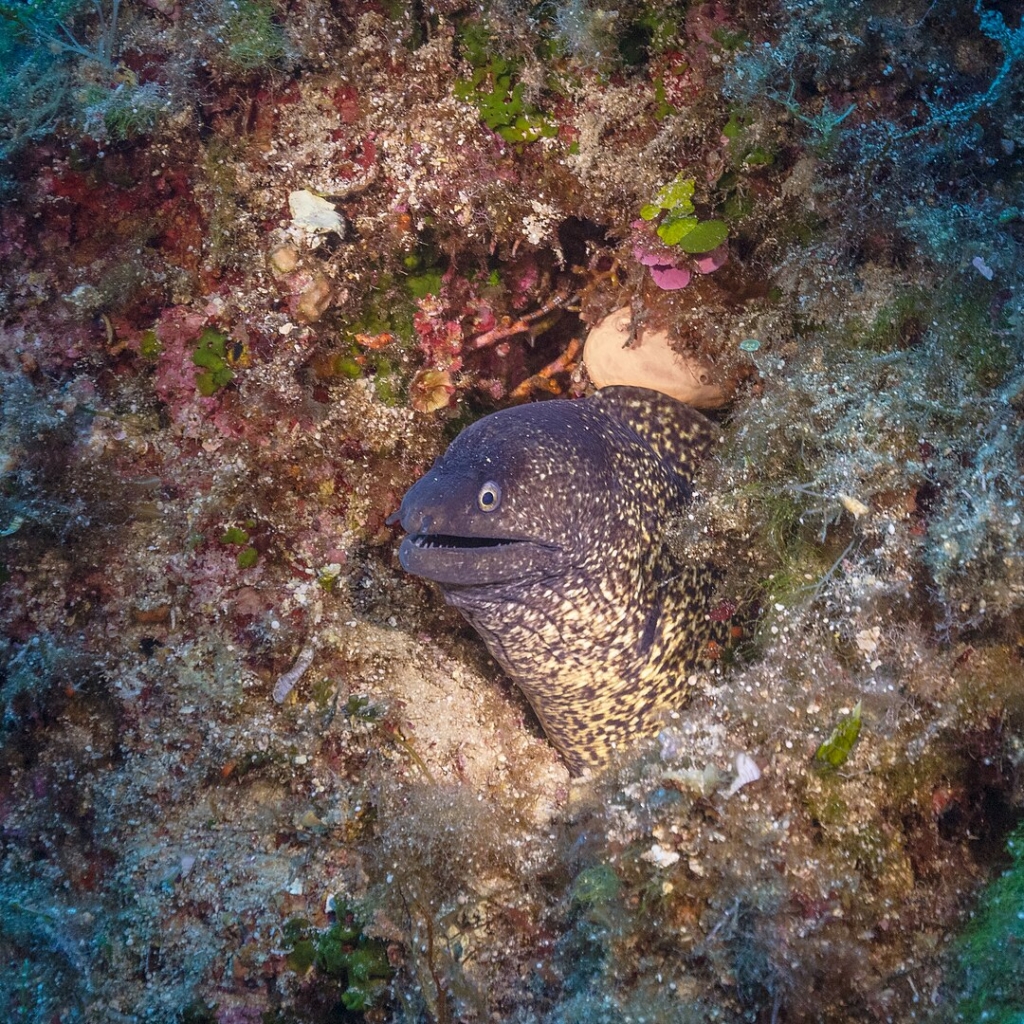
[839,493,871,518]
[288,189,345,236]
[725,752,762,797]
[663,763,722,797]
[972,255,995,280]
[641,843,681,868]
[583,306,733,409]
[273,641,317,704]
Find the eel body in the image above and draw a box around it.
[390,385,725,772]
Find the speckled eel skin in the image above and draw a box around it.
[389,385,725,773]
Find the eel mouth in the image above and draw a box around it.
[398,533,562,586]
[407,533,525,551]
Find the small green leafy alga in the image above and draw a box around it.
[640,174,728,253]
[814,700,862,769]
[192,328,234,396]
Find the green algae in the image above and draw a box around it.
[333,353,363,380]
[640,174,729,253]
[220,0,289,74]
[569,864,621,910]
[235,546,258,570]
[79,79,167,142]
[192,328,234,396]
[219,524,258,569]
[138,329,161,360]
[814,701,863,770]
[454,21,557,145]
[284,904,393,1012]
[850,289,931,353]
[951,824,1024,1021]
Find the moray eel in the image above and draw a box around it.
[389,385,726,773]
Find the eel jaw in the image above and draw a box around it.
[398,533,563,586]
[406,533,524,551]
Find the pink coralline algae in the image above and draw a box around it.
[649,264,692,291]
[694,247,728,274]
[633,230,728,291]
[413,294,465,373]
[152,306,215,426]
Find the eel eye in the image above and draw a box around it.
[477,480,502,512]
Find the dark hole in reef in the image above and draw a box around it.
[526,305,584,371]
[469,218,615,410]
[930,715,1024,869]
[618,19,654,67]
[139,636,162,658]
[557,216,613,271]
[312,228,349,257]
[914,480,941,518]
[855,228,916,271]
[459,303,585,419]
[958,790,1024,871]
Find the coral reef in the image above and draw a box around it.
[1,0,1023,1021]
